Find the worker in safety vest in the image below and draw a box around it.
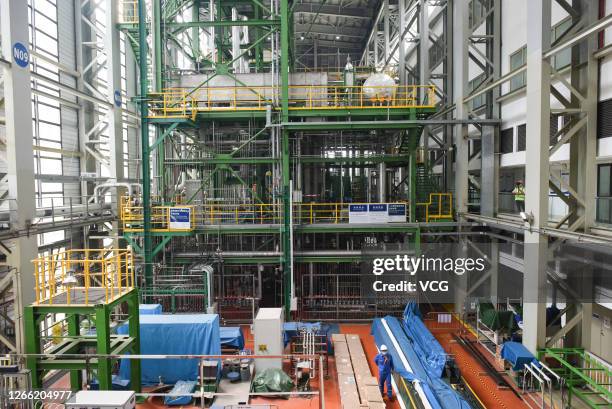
[512,180,525,213]
[374,344,394,400]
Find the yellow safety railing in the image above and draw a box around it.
[121,196,195,232]
[32,249,134,306]
[120,197,410,228]
[416,193,453,222]
[119,1,138,24]
[148,90,198,120]
[146,85,437,118]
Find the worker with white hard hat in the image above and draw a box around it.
[374,344,394,401]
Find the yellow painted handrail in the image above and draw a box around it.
[416,193,453,222]
[118,1,138,23]
[120,196,411,230]
[32,249,134,306]
[146,85,437,118]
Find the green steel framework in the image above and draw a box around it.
[538,348,612,409]
[120,0,438,317]
[24,289,141,392]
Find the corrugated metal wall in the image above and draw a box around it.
[57,0,81,202]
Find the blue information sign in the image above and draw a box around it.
[114,90,122,107]
[12,42,29,68]
[169,208,191,229]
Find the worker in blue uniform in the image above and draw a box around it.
[374,344,394,400]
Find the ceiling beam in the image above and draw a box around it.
[293,3,373,19]
[296,38,364,49]
[295,23,368,37]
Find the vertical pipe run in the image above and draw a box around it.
[138,0,153,286]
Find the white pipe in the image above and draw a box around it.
[93,182,142,203]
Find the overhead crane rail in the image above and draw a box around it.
[120,193,453,231]
[146,85,437,118]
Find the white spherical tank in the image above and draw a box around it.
[363,73,396,103]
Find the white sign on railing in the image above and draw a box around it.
[169,207,191,230]
[348,203,406,224]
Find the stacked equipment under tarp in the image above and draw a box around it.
[402,301,447,378]
[500,341,539,371]
[139,304,162,315]
[479,302,518,332]
[220,326,245,349]
[118,314,221,385]
[371,307,472,409]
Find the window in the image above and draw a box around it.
[509,46,526,91]
[29,0,63,208]
[517,124,526,151]
[468,73,487,110]
[552,18,572,70]
[598,99,612,139]
[550,114,559,146]
[501,128,514,154]
[597,164,612,224]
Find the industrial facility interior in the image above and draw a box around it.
[0,0,611,408]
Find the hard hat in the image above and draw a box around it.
[380,344,388,352]
[516,179,523,184]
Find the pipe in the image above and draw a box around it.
[175,249,417,258]
[93,182,142,203]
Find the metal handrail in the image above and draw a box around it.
[146,85,437,118]
[31,249,134,306]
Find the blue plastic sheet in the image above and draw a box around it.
[501,341,539,371]
[283,322,321,346]
[402,302,447,378]
[139,304,162,315]
[282,322,338,353]
[118,314,221,385]
[220,327,245,349]
[371,315,472,409]
[89,375,130,390]
[164,380,197,406]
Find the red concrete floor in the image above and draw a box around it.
[426,318,530,409]
[48,324,396,408]
[136,324,395,409]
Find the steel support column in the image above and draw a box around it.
[523,0,551,354]
[0,0,38,353]
[452,0,469,314]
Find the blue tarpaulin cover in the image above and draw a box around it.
[501,341,539,371]
[371,312,472,409]
[220,327,245,349]
[282,322,339,353]
[164,380,197,406]
[118,314,221,385]
[139,304,162,315]
[402,302,447,378]
[89,375,130,390]
[283,322,321,345]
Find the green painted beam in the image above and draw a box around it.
[150,122,179,151]
[152,235,172,257]
[165,157,278,165]
[168,19,280,29]
[282,118,436,130]
[138,0,153,286]
[297,155,409,164]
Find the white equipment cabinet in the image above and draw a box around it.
[253,307,284,372]
[65,391,136,409]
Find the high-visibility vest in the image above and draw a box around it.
[513,186,525,201]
